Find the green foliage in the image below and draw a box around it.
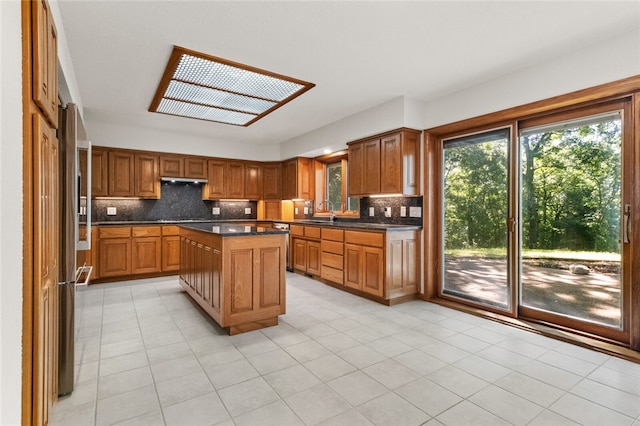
[444,118,621,254]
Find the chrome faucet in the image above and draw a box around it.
[317,199,336,221]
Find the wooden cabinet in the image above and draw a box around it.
[282,157,314,200]
[245,162,262,200]
[131,226,161,274]
[179,227,286,335]
[162,226,181,272]
[344,230,384,297]
[290,225,321,275]
[348,129,420,196]
[32,0,58,128]
[160,154,207,179]
[91,147,109,197]
[98,227,132,277]
[321,228,344,285]
[135,153,160,198]
[204,159,226,199]
[262,162,282,199]
[108,150,135,197]
[226,161,245,198]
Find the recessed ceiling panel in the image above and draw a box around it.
[149,46,315,126]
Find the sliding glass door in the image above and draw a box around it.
[442,128,512,311]
[440,101,631,341]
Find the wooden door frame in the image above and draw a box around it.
[423,74,640,359]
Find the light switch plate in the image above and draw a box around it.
[212,207,220,215]
[107,207,116,216]
[304,207,309,214]
[295,207,299,214]
[400,206,407,217]
[409,206,422,218]
[369,207,375,217]
[244,207,252,214]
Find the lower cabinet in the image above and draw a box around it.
[292,225,420,304]
[94,225,182,282]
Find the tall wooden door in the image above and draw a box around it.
[33,113,60,425]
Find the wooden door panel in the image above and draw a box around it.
[245,162,262,200]
[99,238,131,277]
[362,247,384,297]
[135,154,159,198]
[307,241,321,275]
[159,155,183,177]
[162,236,180,272]
[259,247,282,308]
[229,249,254,314]
[344,244,362,290]
[292,238,307,271]
[132,237,161,274]
[348,143,364,195]
[380,133,401,194]
[262,162,282,199]
[108,151,134,196]
[205,160,226,199]
[362,139,381,194]
[184,157,207,179]
[226,161,245,198]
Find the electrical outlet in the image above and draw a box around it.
[107,207,116,216]
[384,207,391,218]
[409,206,422,218]
[400,206,407,217]
[304,207,309,214]
[244,207,252,214]
[212,207,220,215]
[295,207,299,215]
[369,207,375,217]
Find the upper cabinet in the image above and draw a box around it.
[92,147,160,199]
[32,0,58,128]
[159,154,207,179]
[262,162,282,200]
[203,159,260,200]
[348,129,420,196]
[245,162,262,200]
[282,157,314,200]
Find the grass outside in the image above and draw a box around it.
[445,248,619,262]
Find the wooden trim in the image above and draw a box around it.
[631,93,640,351]
[425,75,640,135]
[21,1,34,424]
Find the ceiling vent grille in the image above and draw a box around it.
[149,46,315,126]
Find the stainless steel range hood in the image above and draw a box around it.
[161,177,208,184]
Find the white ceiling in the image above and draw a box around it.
[57,1,640,146]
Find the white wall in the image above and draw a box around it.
[424,28,640,128]
[0,1,24,424]
[86,113,282,161]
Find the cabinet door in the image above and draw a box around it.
[245,162,262,200]
[361,246,384,297]
[380,133,402,194]
[226,161,245,198]
[32,0,58,128]
[132,237,162,274]
[307,240,321,275]
[185,157,208,179]
[99,238,131,277]
[91,147,108,197]
[344,243,362,290]
[297,158,314,200]
[362,139,381,194]
[162,236,181,272]
[108,150,135,197]
[348,142,364,196]
[159,154,183,177]
[292,238,307,271]
[282,159,297,200]
[204,159,226,199]
[135,153,159,198]
[263,162,282,199]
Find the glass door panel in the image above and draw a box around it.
[519,112,623,329]
[442,129,511,310]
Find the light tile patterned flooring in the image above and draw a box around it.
[51,273,640,426]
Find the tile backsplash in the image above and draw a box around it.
[93,182,257,222]
[357,196,423,226]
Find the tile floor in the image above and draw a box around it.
[50,273,640,426]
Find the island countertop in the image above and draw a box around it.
[180,222,289,236]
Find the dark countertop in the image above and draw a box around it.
[287,220,422,231]
[92,219,421,231]
[180,222,289,236]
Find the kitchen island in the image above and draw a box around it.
[179,223,288,335]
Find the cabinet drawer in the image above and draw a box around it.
[321,240,343,255]
[304,226,321,239]
[162,225,180,236]
[321,228,344,242]
[290,224,304,237]
[321,266,344,285]
[322,252,343,270]
[345,230,384,247]
[99,226,131,238]
[132,226,161,237]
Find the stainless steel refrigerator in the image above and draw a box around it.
[58,103,91,396]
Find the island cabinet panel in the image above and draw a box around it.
[179,228,286,335]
